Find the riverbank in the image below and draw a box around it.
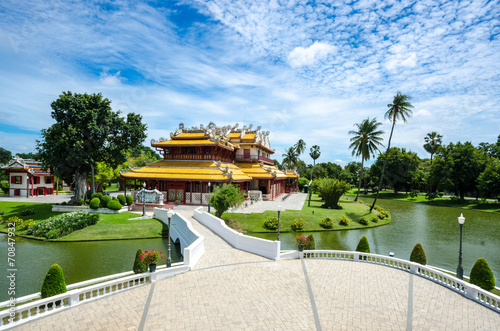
[222,194,391,233]
[346,190,500,214]
[0,202,167,241]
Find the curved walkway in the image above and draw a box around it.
[13,210,500,330]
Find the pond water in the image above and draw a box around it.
[250,198,500,286]
[0,235,182,302]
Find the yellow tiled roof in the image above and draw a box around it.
[152,139,236,151]
[171,132,207,139]
[236,163,288,180]
[286,172,299,179]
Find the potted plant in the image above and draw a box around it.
[174,199,181,206]
[296,236,309,252]
[140,250,163,272]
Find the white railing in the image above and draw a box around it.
[1,211,205,330]
[295,250,500,313]
[193,207,280,260]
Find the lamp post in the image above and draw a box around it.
[208,182,211,213]
[456,213,465,280]
[167,209,173,268]
[142,182,146,217]
[277,205,282,241]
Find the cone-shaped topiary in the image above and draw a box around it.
[355,236,370,253]
[133,249,148,274]
[41,264,67,298]
[409,243,427,265]
[305,234,315,250]
[117,194,126,206]
[126,194,134,205]
[470,258,495,291]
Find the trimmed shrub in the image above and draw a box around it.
[89,198,100,209]
[291,218,305,231]
[41,264,67,298]
[133,249,148,274]
[61,201,67,205]
[370,216,379,223]
[26,212,99,239]
[408,190,419,199]
[76,198,84,206]
[358,216,368,225]
[263,216,280,230]
[425,192,436,200]
[107,200,122,211]
[409,243,427,265]
[101,195,112,207]
[379,211,389,219]
[117,194,126,206]
[355,236,370,253]
[20,208,35,216]
[470,258,495,291]
[305,234,315,250]
[320,217,334,229]
[126,194,134,205]
[339,215,350,226]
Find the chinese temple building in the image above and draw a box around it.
[120,123,298,205]
[2,157,59,197]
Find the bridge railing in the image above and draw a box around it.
[295,250,499,313]
[0,210,204,330]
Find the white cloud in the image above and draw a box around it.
[288,41,336,67]
[99,71,123,86]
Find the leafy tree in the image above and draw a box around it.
[409,243,427,265]
[298,177,309,191]
[470,258,495,291]
[282,147,298,169]
[423,132,443,164]
[309,145,321,180]
[428,142,487,200]
[295,159,308,178]
[36,92,147,203]
[349,117,385,201]
[477,158,500,199]
[294,139,306,156]
[369,148,420,194]
[478,135,500,159]
[371,92,413,212]
[15,152,40,160]
[317,178,351,208]
[0,147,12,164]
[209,183,245,218]
[94,162,115,192]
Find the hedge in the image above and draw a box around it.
[26,212,99,239]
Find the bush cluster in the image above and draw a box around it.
[358,217,368,225]
[370,216,379,223]
[339,215,350,226]
[291,218,305,231]
[76,198,84,206]
[20,208,35,216]
[378,211,389,219]
[319,217,334,229]
[263,216,280,230]
[101,195,112,207]
[107,200,122,211]
[26,212,99,239]
[408,190,419,199]
[8,216,34,229]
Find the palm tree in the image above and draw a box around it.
[423,131,442,164]
[349,118,384,201]
[370,92,414,212]
[294,139,306,156]
[309,145,321,179]
[282,147,298,169]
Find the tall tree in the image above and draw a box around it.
[0,147,12,164]
[282,147,298,169]
[309,145,321,180]
[370,92,414,212]
[36,91,147,203]
[348,117,384,201]
[294,139,306,156]
[423,131,443,164]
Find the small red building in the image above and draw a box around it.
[2,157,60,198]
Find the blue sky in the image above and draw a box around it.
[0,0,498,166]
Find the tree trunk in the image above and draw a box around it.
[370,121,396,212]
[71,169,87,204]
[354,159,364,201]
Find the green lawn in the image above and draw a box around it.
[222,194,391,233]
[346,190,500,213]
[104,183,119,192]
[0,201,167,240]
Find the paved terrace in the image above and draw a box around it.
[11,209,500,330]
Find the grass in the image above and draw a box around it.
[0,201,167,241]
[346,190,500,213]
[221,194,391,233]
[104,183,119,192]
